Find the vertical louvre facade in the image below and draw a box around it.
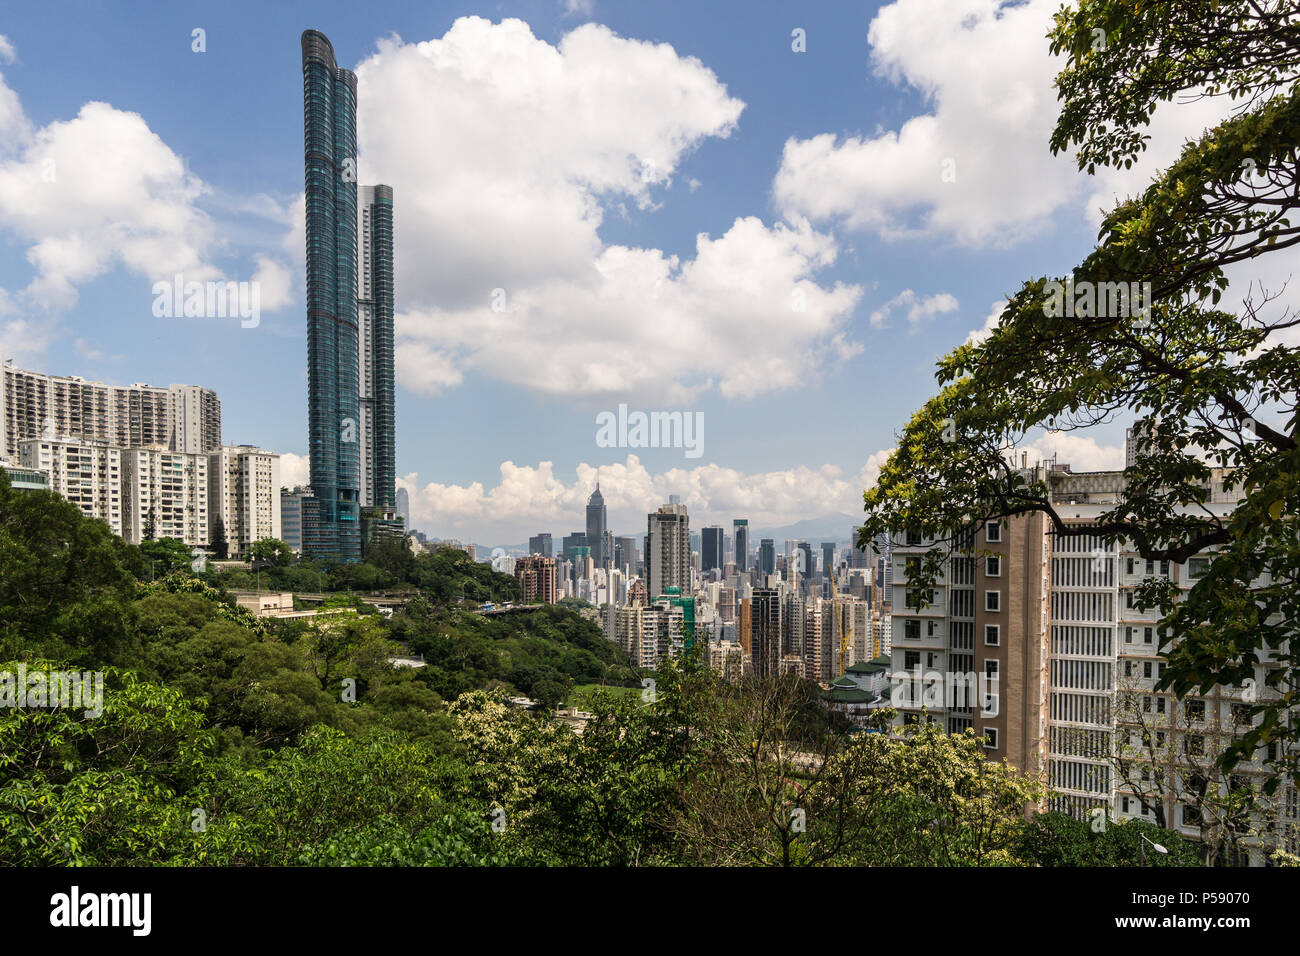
[358,183,395,511]
[302,30,360,562]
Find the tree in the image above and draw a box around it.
[859,0,1300,791]
[143,506,157,542]
[211,517,229,561]
[249,538,292,568]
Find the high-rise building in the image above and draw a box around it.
[821,542,836,577]
[562,531,588,562]
[528,532,553,558]
[646,500,690,598]
[1,357,220,461]
[209,445,281,558]
[615,535,638,574]
[281,486,311,554]
[515,554,559,605]
[701,526,724,573]
[733,518,749,572]
[19,436,124,537]
[759,538,776,576]
[357,183,396,512]
[122,445,210,546]
[586,484,608,566]
[395,486,410,530]
[301,29,361,563]
[751,588,781,678]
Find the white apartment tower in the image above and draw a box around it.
[209,445,282,558]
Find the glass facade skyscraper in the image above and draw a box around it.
[302,30,361,562]
[358,183,396,512]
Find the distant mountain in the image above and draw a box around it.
[747,513,867,544]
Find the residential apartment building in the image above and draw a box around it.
[208,445,281,557]
[18,436,124,537]
[515,554,559,605]
[1,357,220,461]
[646,501,690,598]
[122,445,209,546]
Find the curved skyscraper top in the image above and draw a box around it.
[302,29,361,562]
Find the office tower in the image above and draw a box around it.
[1,356,220,461]
[209,445,282,558]
[357,184,395,511]
[646,500,690,598]
[562,531,588,561]
[701,526,724,573]
[797,542,814,583]
[281,486,311,554]
[759,538,776,576]
[751,588,781,678]
[395,486,410,529]
[19,436,124,537]
[615,535,638,574]
[821,542,836,577]
[301,29,361,563]
[121,446,210,546]
[528,532,553,557]
[1125,417,1160,468]
[515,555,559,605]
[733,518,749,572]
[586,484,608,565]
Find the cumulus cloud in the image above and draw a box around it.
[350,18,861,403]
[869,288,958,331]
[1017,430,1123,472]
[396,451,894,541]
[773,0,1232,246]
[277,452,310,490]
[965,299,1007,346]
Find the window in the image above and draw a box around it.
[1156,697,1166,714]
[985,521,1001,543]
[904,650,921,669]
[1125,626,1133,643]
[1126,591,1135,609]
[1122,797,1131,813]
[1185,699,1205,722]
[1143,662,1153,679]
[1188,557,1210,579]
[983,728,998,749]
[1126,557,1135,575]
[905,619,920,640]
[984,624,1000,646]
[905,530,922,546]
[926,620,937,637]
[1146,559,1155,574]
[985,591,1000,612]
[1144,627,1154,645]
[1160,560,1169,576]
[984,659,999,680]
[1232,704,1252,726]
[1124,660,1133,677]
[985,555,1001,577]
[926,652,939,668]
[1185,735,1205,757]
[1156,731,1165,746]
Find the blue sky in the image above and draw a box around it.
[0,0,1225,542]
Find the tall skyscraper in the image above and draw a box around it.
[586,484,608,565]
[357,184,396,511]
[646,500,690,598]
[751,588,781,678]
[733,518,749,572]
[759,538,776,576]
[528,532,553,557]
[301,30,361,562]
[615,534,638,574]
[395,486,410,530]
[821,541,836,577]
[701,526,724,573]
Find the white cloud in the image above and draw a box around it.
[773,0,1233,247]
[1018,430,1123,472]
[0,36,15,65]
[561,0,595,17]
[965,298,1006,346]
[251,255,294,312]
[278,452,310,490]
[869,288,958,330]
[397,451,894,541]
[350,19,861,403]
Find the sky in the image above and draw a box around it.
[0,0,1252,545]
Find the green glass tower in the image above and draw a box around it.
[301,30,360,562]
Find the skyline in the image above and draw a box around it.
[0,0,1271,543]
